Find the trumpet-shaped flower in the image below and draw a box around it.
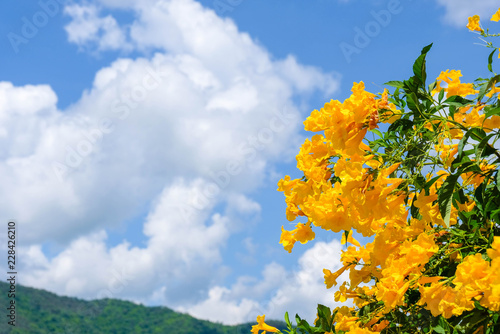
[467,15,483,32]
[251,315,280,334]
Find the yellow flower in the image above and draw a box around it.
[371,320,390,332]
[487,236,500,260]
[349,267,372,289]
[279,226,296,253]
[398,232,439,269]
[323,269,337,289]
[333,306,359,331]
[418,281,447,317]
[335,281,360,303]
[432,70,478,97]
[435,143,458,168]
[376,275,409,311]
[324,265,351,289]
[482,284,500,311]
[347,326,381,333]
[294,222,315,244]
[251,315,280,334]
[491,8,500,21]
[467,15,483,32]
[279,221,316,253]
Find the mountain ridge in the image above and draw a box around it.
[0,281,286,333]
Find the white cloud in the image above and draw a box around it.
[20,179,240,305]
[435,0,499,27]
[181,240,348,325]
[20,183,350,325]
[0,0,342,325]
[0,0,338,245]
[64,4,131,51]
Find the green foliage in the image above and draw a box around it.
[273,39,500,334]
[0,281,286,333]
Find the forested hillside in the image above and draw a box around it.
[0,281,286,333]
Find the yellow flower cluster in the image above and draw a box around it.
[431,70,478,98]
[419,237,500,317]
[278,83,404,255]
[275,71,500,331]
[258,10,500,333]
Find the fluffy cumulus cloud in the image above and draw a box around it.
[21,179,248,307]
[0,0,342,324]
[435,0,499,27]
[180,240,348,325]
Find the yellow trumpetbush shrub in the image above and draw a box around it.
[260,7,500,334]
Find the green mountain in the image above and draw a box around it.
[0,281,286,333]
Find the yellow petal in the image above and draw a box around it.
[492,8,500,22]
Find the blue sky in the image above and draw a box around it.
[1,0,499,325]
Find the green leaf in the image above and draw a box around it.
[316,305,330,319]
[315,304,332,331]
[457,133,471,161]
[479,74,500,101]
[412,43,433,86]
[488,48,497,73]
[404,77,419,93]
[437,173,459,228]
[421,43,433,55]
[475,133,497,158]
[388,118,413,133]
[478,81,489,102]
[454,160,480,174]
[467,128,486,141]
[370,128,383,138]
[496,170,500,193]
[433,325,446,334]
[413,54,427,85]
[385,80,404,88]
[285,312,292,328]
[296,319,313,333]
[444,95,473,107]
[458,128,487,161]
[475,183,485,213]
[424,175,445,195]
[484,106,500,119]
[438,88,445,102]
[429,81,437,93]
[406,92,421,114]
[411,194,422,219]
